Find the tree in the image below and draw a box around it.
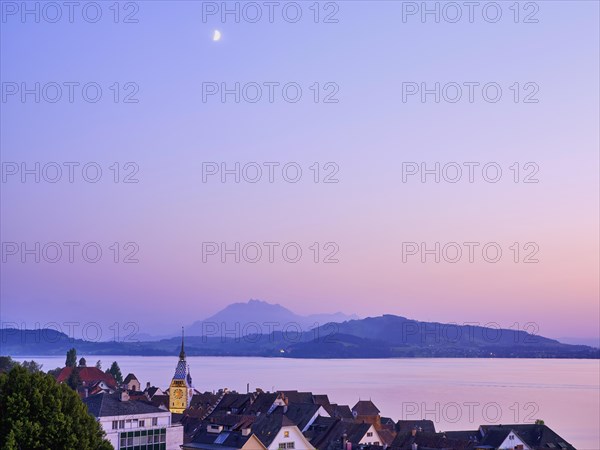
[20,360,43,373]
[67,367,81,390]
[0,356,17,373]
[65,348,77,368]
[46,367,62,378]
[0,365,112,450]
[95,360,102,370]
[106,361,123,384]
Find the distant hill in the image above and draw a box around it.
[2,313,598,359]
[186,299,358,337]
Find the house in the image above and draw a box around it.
[252,410,316,450]
[123,373,141,391]
[144,383,165,399]
[182,426,267,450]
[55,362,117,397]
[283,403,330,432]
[305,416,383,450]
[83,391,183,450]
[476,424,575,450]
[351,400,381,427]
[391,429,474,450]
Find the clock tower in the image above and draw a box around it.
[169,328,194,413]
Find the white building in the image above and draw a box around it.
[83,391,183,450]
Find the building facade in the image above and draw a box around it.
[83,391,183,450]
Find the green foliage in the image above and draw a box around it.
[65,348,77,368]
[0,356,17,373]
[20,360,43,373]
[106,361,123,384]
[0,365,112,450]
[535,419,545,425]
[67,367,81,390]
[46,367,62,378]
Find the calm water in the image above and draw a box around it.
[17,356,600,449]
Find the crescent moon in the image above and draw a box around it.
[213,30,221,41]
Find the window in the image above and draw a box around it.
[118,420,125,429]
[112,420,118,430]
[286,442,295,449]
[279,443,286,449]
[152,417,158,426]
[139,419,145,427]
[367,432,373,437]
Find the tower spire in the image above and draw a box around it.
[179,326,186,360]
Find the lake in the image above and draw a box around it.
[15,356,600,449]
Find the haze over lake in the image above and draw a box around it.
[16,356,599,449]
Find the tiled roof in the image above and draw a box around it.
[279,390,314,404]
[352,400,380,416]
[56,367,117,388]
[251,409,297,447]
[123,373,139,383]
[479,424,575,449]
[244,393,278,415]
[305,417,371,449]
[83,392,166,418]
[323,404,353,419]
[174,360,190,380]
[283,403,322,431]
[391,431,473,450]
[396,420,436,433]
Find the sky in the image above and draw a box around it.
[1,1,598,342]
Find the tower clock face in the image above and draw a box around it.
[174,389,183,399]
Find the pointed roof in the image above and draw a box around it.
[123,373,139,384]
[352,399,380,416]
[180,326,186,360]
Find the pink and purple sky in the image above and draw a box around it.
[1,1,598,342]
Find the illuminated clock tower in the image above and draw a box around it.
[169,328,194,413]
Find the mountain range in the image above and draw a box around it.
[1,300,598,359]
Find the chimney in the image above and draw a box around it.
[146,382,151,389]
[411,428,417,437]
[120,391,130,402]
[242,428,251,436]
